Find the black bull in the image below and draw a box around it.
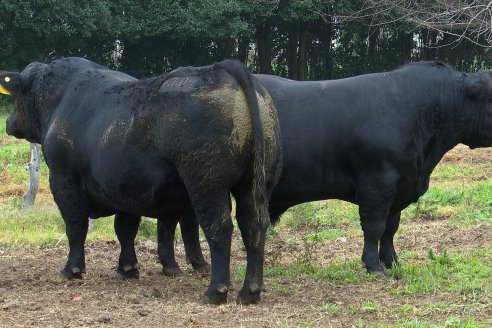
[0,57,282,305]
[159,61,492,277]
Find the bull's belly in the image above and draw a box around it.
[83,171,190,219]
[270,177,356,208]
[270,170,426,212]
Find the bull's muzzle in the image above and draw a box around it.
[6,116,19,137]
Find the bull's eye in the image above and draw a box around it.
[4,77,10,83]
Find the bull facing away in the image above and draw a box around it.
[164,61,492,278]
[0,57,282,305]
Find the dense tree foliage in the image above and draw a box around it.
[0,0,490,79]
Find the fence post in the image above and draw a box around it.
[22,143,41,208]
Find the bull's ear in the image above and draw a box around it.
[0,72,22,96]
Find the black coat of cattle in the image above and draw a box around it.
[0,57,282,304]
[160,61,492,277]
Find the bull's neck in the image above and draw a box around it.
[38,108,55,144]
[416,75,464,176]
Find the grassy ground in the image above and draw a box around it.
[0,113,491,327]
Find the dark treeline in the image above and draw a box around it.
[0,0,491,80]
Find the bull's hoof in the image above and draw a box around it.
[362,259,388,279]
[162,266,183,277]
[193,262,211,274]
[59,267,84,280]
[379,252,399,269]
[368,269,388,279]
[236,283,261,305]
[202,284,228,305]
[381,258,399,269]
[116,265,140,279]
[116,268,140,279]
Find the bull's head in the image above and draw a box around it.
[484,72,492,146]
[463,71,492,149]
[1,71,26,139]
[1,63,46,143]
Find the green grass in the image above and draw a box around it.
[321,302,340,313]
[432,165,481,180]
[0,204,159,247]
[281,200,360,230]
[401,181,492,225]
[0,204,66,247]
[374,317,488,328]
[354,300,382,314]
[234,245,492,301]
[387,248,492,298]
[234,258,376,284]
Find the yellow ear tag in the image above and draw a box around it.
[0,84,10,95]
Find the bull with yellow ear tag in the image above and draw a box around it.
[0,72,21,96]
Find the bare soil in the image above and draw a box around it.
[0,221,491,327]
[0,145,491,327]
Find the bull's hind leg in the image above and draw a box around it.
[234,190,269,305]
[189,191,233,304]
[114,213,141,278]
[379,211,401,268]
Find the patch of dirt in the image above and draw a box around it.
[0,186,24,198]
[0,219,491,327]
[0,176,53,205]
[442,144,492,164]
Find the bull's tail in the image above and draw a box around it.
[215,59,268,224]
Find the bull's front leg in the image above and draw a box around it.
[379,210,401,268]
[50,174,90,279]
[357,173,397,278]
[114,213,141,278]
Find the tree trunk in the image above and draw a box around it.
[23,143,40,208]
[316,14,334,80]
[237,35,250,63]
[366,27,379,71]
[399,31,413,62]
[422,29,438,60]
[256,21,273,74]
[217,37,236,59]
[297,23,309,80]
[288,22,300,79]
